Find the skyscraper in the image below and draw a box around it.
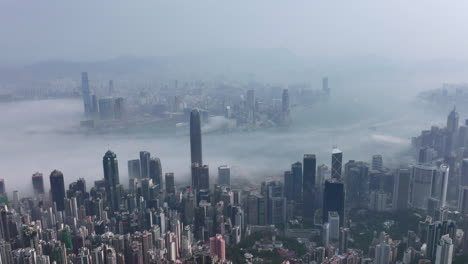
[345,160,369,209]
[139,151,151,179]
[103,150,121,212]
[191,163,209,191]
[265,181,286,225]
[284,171,293,201]
[190,109,203,165]
[303,154,316,218]
[317,164,330,187]
[323,179,345,226]
[291,162,303,202]
[114,97,125,119]
[209,234,226,261]
[339,227,349,253]
[165,173,175,194]
[445,107,459,155]
[127,159,141,179]
[328,211,340,241]
[427,221,456,261]
[375,240,391,264]
[0,180,5,197]
[32,172,45,195]
[392,168,410,211]
[459,186,468,214]
[50,170,66,211]
[461,159,468,186]
[281,89,291,125]
[98,98,115,120]
[438,164,449,208]
[149,157,162,186]
[246,89,255,124]
[81,72,92,117]
[331,148,343,180]
[217,165,230,186]
[446,106,459,133]
[435,235,453,264]
[372,155,383,171]
[410,164,437,210]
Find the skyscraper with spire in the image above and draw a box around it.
[190,109,203,165]
[81,72,92,117]
[445,106,459,155]
[103,150,121,212]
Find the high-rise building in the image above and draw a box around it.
[246,89,255,123]
[317,164,330,187]
[445,107,459,155]
[281,89,291,125]
[50,170,66,211]
[32,172,45,195]
[190,109,203,165]
[217,165,230,186]
[265,181,286,225]
[114,97,125,119]
[103,150,121,212]
[393,168,411,211]
[149,157,163,186]
[345,160,369,209]
[127,159,141,179]
[303,154,316,218]
[435,234,453,264]
[98,98,115,120]
[427,197,440,219]
[369,190,387,211]
[81,72,92,117]
[322,223,330,247]
[328,211,340,241]
[459,125,468,147]
[291,162,303,202]
[339,227,349,253]
[209,234,226,261]
[427,221,456,261]
[372,155,383,171]
[331,148,343,180]
[375,240,391,264]
[419,147,436,164]
[438,164,449,208]
[139,151,151,179]
[446,107,459,134]
[191,164,209,191]
[461,159,468,186]
[410,164,437,210]
[165,173,175,194]
[0,180,5,197]
[459,186,468,214]
[323,179,345,226]
[284,171,293,201]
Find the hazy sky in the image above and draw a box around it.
[1,0,467,64]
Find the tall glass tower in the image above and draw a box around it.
[50,170,66,211]
[103,150,121,212]
[190,109,203,165]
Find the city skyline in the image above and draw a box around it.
[2,2,468,262]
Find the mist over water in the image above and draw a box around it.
[0,77,452,194]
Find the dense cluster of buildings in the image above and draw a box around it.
[3,95,468,263]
